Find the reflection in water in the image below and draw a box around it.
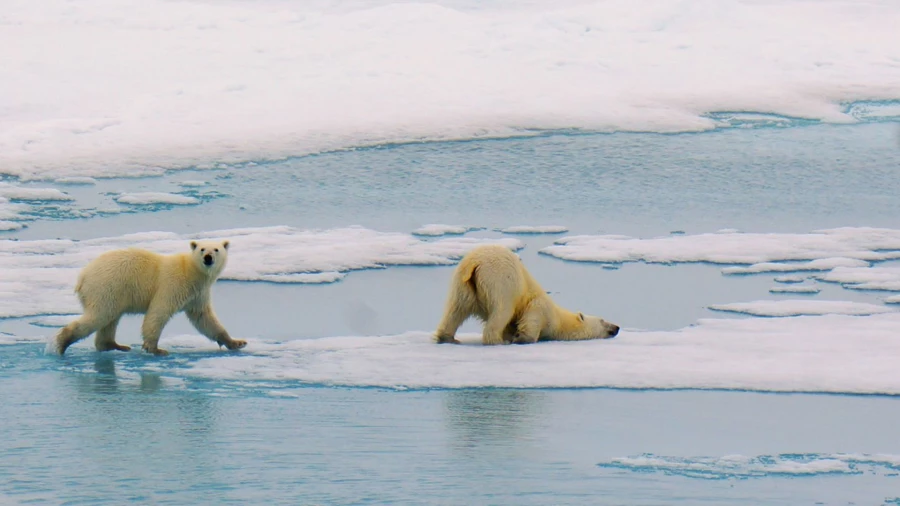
[55,354,227,500]
[72,355,163,395]
[443,389,546,454]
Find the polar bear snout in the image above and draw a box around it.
[203,254,214,266]
[608,324,620,338]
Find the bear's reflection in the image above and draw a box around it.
[60,354,226,491]
[443,389,545,453]
[72,355,164,395]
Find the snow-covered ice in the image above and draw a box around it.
[2,0,899,179]
[39,312,900,395]
[541,228,900,265]
[818,266,900,291]
[0,226,522,318]
[708,300,892,317]
[722,258,870,275]
[411,224,479,237]
[0,183,73,202]
[499,225,569,235]
[115,192,200,206]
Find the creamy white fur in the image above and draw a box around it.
[435,245,618,345]
[51,240,246,356]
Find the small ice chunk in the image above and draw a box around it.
[116,192,199,205]
[774,275,807,283]
[500,225,568,234]
[0,221,24,231]
[54,177,97,185]
[178,180,208,187]
[709,300,892,317]
[769,285,820,294]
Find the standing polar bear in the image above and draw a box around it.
[52,240,247,356]
[435,245,619,345]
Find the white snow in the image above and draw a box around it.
[541,228,900,265]
[722,258,869,275]
[2,0,899,179]
[598,453,900,479]
[0,226,522,318]
[411,224,478,237]
[115,192,199,205]
[499,225,569,234]
[709,300,892,317]
[818,266,900,291]
[54,177,97,185]
[0,183,73,201]
[886,295,900,304]
[64,312,900,395]
[769,285,820,294]
[774,275,807,284]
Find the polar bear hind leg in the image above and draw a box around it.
[94,316,130,352]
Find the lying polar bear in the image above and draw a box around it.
[435,244,619,345]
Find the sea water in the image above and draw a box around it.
[4,0,900,504]
[3,123,900,505]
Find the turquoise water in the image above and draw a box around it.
[3,122,900,504]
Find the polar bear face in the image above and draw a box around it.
[578,312,620,339]
[190,240,230,276]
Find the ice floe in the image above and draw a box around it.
[3,0,899,179]
[709,300,892,317]
[35,312,899,395]
[0,226,522,318]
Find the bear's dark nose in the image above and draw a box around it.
[203,254,213,266]
[609,325,620,337]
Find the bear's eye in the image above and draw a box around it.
[214,248,219,253]
[200,248,205,253]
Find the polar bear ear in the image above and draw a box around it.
[222,240,230,250]
[190,241,198,251]
[577,312,585,322]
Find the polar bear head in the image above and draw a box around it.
[190,239,230,277]
[577,312,620,339]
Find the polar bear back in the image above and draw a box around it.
[76,248,200,316]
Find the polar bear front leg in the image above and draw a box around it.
[141,303,174,356]
[186,301,246,350]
